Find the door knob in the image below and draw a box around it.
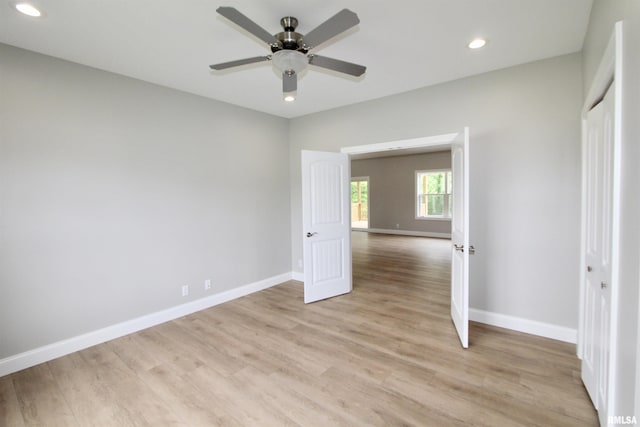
[587,265,593,272]
[306,232,317,238]
[469,245,475,255]
[454,244,464,252]
[601,281,607,289]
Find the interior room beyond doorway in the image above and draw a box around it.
[350,150,453,239]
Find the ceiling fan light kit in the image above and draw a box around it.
[272,50,308,74]
[210,7,366,102]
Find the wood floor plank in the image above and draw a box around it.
[48,352,133,426]
[137,363,242,426]
[382,368,509,426]
[10,364,76,426]
[181,309,324,376]
[182,364,299,426]
[320,365,466,427]
[77,344,182,426]
[233,366,355,427]
[0,375,26,427]
[1,232,598,426]
[107,334,164,373]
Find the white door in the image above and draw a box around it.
[451,128,470,348]
[301,150,352,303]
[582,83,614,425]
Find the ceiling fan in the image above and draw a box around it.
[210,7,366,102]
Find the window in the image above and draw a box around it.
[351,178,369,228]
[416,170,452,219]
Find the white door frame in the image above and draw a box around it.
[578,21,623,422]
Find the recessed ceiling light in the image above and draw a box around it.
[14,2,42,17]
[468,38,487,49]
[284,95,296,102]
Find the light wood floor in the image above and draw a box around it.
[1,232,598,426]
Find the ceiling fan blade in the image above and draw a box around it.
[283,71,297,93]
[302,9,360,49]
[309,55,366,77]
[216,7,278,46]
[209,56,271,70]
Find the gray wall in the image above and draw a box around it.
[290,53,583,330]
[0,44,291,359]
[351,152,452,235]
[582,0,640,416]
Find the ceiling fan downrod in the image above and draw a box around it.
[275,16,304,52]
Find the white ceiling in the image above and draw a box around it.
[0,0,593,119]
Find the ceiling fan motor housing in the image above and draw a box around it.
[274,16,305,51]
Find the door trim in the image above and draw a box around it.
[341,133,459,157]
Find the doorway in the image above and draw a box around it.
[301,130,470,347]
[343,130,470,347]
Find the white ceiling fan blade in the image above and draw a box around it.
[302,9,360,49]
[209,56,271,70]
[216,7,278,46]
[309,55,366,77]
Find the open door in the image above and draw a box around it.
[301,150,352,303]
[451,127,470,348]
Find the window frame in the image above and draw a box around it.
[415,169,452,220]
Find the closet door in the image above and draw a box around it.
[581,84,614,425]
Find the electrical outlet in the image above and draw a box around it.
[181,285,189,297]
[396,223,400,229]
[204,279,212,291]
[298,259,303,268]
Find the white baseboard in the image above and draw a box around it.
[469,308,577,343]
[1,275,577,377]
[361,228,451,239]
[0,272,292,377]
